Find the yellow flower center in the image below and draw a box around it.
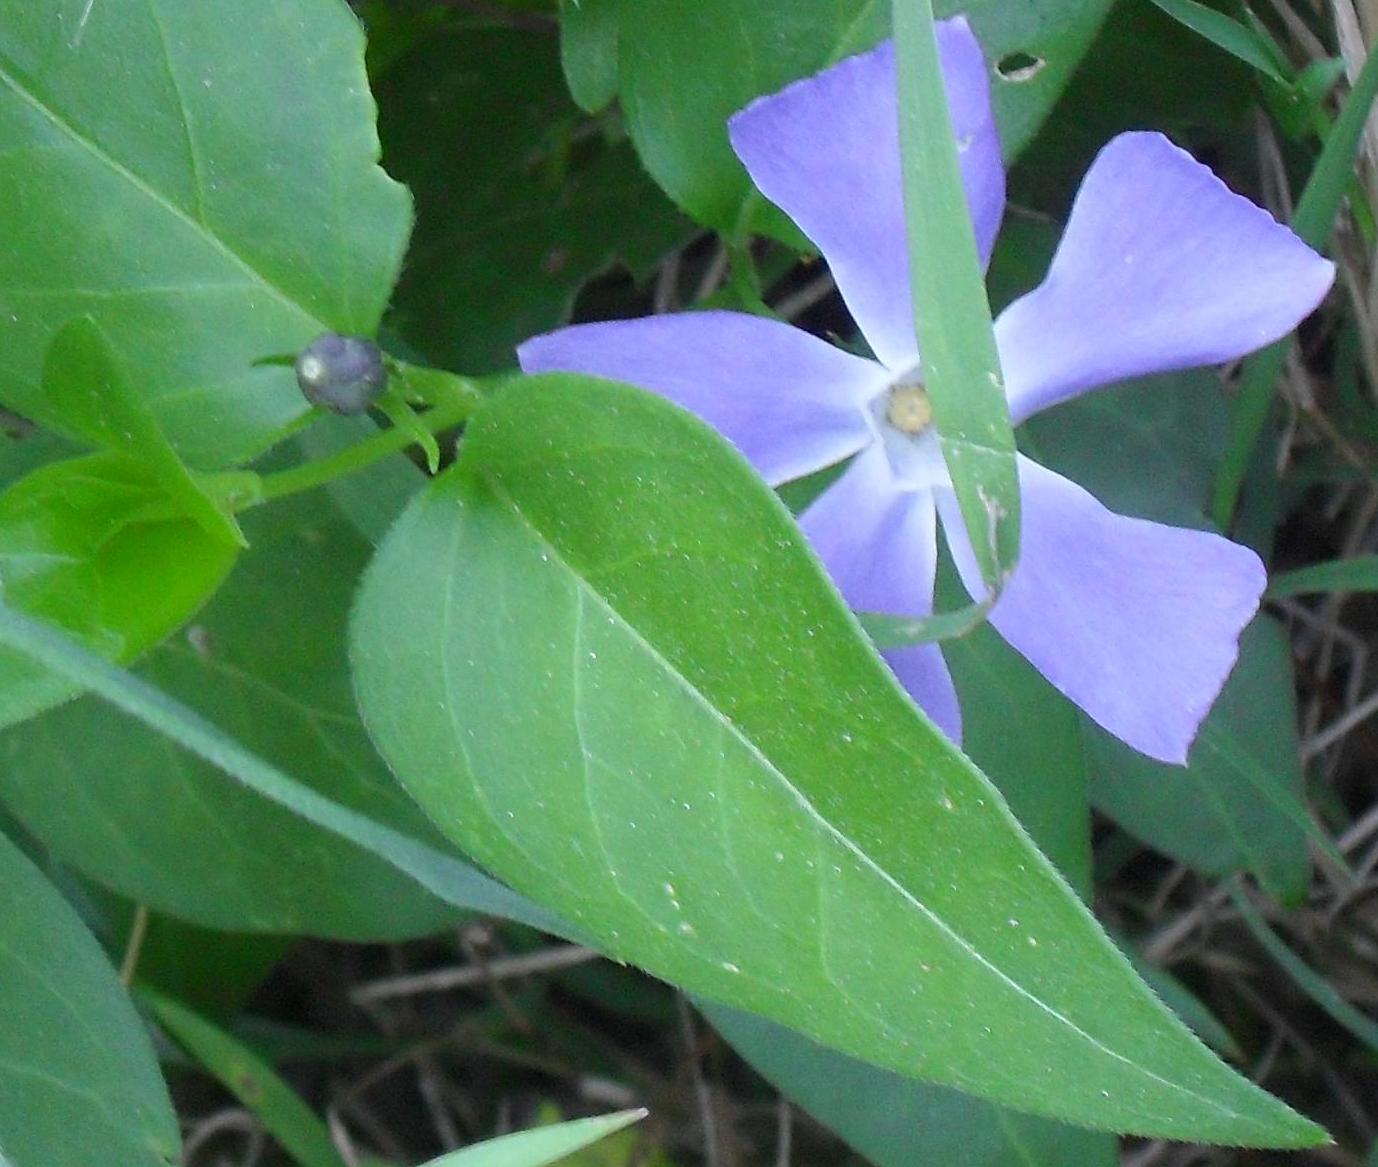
[886,383,933,436]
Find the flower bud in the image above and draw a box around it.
[295,333,387,415]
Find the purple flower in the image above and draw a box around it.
[519,18,1333,764]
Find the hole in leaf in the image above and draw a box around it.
[996,51,1045,82]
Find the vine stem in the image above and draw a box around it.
[250,389,481,507]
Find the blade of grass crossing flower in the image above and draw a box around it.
[1212,42,1378,530]
[1147,0,1289,82]
[892,0,1019,594]
[142,991,347,1167]
[1269,554,1378,596]
[0,603,564,936]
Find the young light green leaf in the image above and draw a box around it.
[42,316,244,545]
[419,1111,647,1167]
[0,829,180,1167]
[0,492,470,938]
[0,452,237,730]
[0,0,410,467]
[350,373,1323,1145]
[893,0,1018,594]
[144,990,347,1167]
[0,601,562,935]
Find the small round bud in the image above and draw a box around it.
[295,333,387,415]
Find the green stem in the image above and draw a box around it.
[253,391,480,507]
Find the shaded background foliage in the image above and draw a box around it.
[2,0,1378,1164]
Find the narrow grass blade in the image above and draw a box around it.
[0,603,562,935]
[892,0,1019,592]
[1212,43,1378,529]
[1268,554,1378,596]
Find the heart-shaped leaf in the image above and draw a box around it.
[350,373,1321,1145]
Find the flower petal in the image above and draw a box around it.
[800,445,962,740]
[939,456,1264,763]
[518,311,886,486]
[728,18,1005,371]
[997,132,1335,423]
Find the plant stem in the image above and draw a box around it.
[252,391,480,506]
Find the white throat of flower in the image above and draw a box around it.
[870,371,949,490]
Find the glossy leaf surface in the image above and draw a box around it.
[351,373,1320,1144]
[0,0,409,466]
[0,829,180,1167]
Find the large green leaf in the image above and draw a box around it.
[377,25,690,374]
[0,452,236,730]
[570,0,1113,232]
[0,0,409,467]
[0,829,180,1167]
[350,373,1320,1144]
[0,489,464,938]
[709,616,1110,1167]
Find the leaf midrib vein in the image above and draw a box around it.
[0,57,319,331]
[480,467,1244,1120]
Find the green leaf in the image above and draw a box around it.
[42,316,244,545]
[603,0,1112,232]
[350,373,1322,1144]
[1088,619,1315,903]
[560,0,619,112]
[0,603,562,936]
[297,413,424,545]
[944,612,1091,894]
[419,1111,647,1167]
[0,489,471,938]
[1269,554,1378,597]
[377,25,690,374]
[712,614,1107,1167]
[1146,0,1287,82]
[144,990,347,1167]
[1022,369,1228,529]
[894,0,1018,595]
[0,829,180,1167]
[0,0,410,467]
[0,452,236,730]
[705,1003,1115,1167]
